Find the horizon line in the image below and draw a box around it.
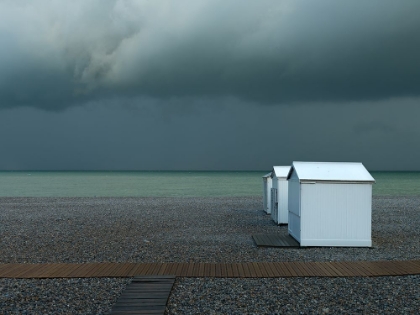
[1,169,419,172]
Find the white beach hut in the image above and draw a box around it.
[270,166,292,225]
[262,172,273,214]
[287,161,375,247]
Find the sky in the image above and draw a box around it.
[0,0,419,171]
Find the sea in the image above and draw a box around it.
[0,171,419,197]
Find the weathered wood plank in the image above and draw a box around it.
[334,261,362,277]
[293,262,313,277]
[110,276,175,315]
[163,263,176,276]
[177,263,187,277]
[248,263,260,277]
[241,263,252,278]
[236,262,245,278]
[198,263,205,278]
[220,263,228,278]
[391,261,414,274]
[312,262,334,277]
[191,263,201,277]
[264,262,278,277]
[155,263,169,276]
[357,261,377,276]
[283,262,300,277]
[1,260,420,278]
[36,263,61,278]
[210,263,217,278]
[186,262,195,277]
[252,234,300,247]
[230,263,240,277]
[301,262,321,276]
[59,263,86,277]
[95,263,122,277]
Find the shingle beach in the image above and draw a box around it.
[1,196,419,314]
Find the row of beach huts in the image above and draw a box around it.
[262,161,375,247]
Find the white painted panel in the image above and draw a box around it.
[271,188,278,223]
[271,177,277,219]
[288,179,300,216]
[292,161,375,182]
[300,183,372,247]
[271,176,279,222]
[270,186,278,223]
[262,178,267,211]
[288,212,301,242]
[288,176,301,239]
[271,202,278,223]
[265,177,272,214]
[270,188,277,218]
[300,238,372,247]
[272,177,278,189]
[272,166,292,178]
[289,168,299,180]
[278,180,289,224]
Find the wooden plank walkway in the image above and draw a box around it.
[110,276,175,315]
[252,234,300,247]
[0,260,419,278]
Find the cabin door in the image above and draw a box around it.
[271,188,278,220]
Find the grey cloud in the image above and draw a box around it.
[354,122,396,135]
[1,0,420,110]
[1,96,419,171]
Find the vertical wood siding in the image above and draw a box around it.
[288,175,301,241]
[263,177,272,214]
[262,178,267,211]
[300,183,372,246]
[278,180,289,224]
[270,188,277,216]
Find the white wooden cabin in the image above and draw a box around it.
[287,162,375,247]
[262,172,272,214]
[270,166,292,225]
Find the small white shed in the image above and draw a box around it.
[262,172,273,214]
[270,166,292,225]
[287,162,375,247]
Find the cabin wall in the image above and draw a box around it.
[270,177,278,216]
[262,178,268,211]
[288,172,301,241]
[270,187,277,216]
[277,179,289,224]
[300,183,372,247]
[265,177,272,214]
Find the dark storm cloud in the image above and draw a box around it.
[1,0,419,110]
[1,97,419,170]
[354,121,396,135]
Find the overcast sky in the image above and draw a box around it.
[1,0,419,170]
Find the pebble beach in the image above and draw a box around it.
[0,196,419,314]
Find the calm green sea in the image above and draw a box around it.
[0,171,419,197]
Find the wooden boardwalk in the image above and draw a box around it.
[0,260,419,278]
[110,276,175,315]
[252,234,300,247]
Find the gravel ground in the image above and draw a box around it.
[0,196,419,314]
[167,276,420,314]
[0,278,130,315]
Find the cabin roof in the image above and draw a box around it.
[271,166,292,179]
[288,161,375,183]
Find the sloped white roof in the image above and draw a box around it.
[272,166,292,178]
[262,172,272,178]
[289,162,375,183]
